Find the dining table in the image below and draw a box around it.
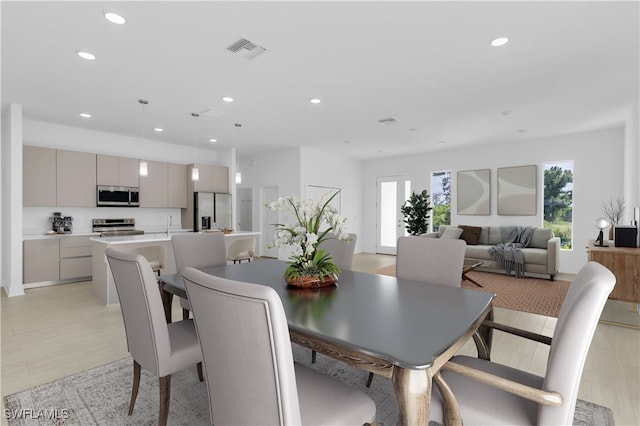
[159,259,494,425]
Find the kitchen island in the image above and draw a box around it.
[91,231,261,305]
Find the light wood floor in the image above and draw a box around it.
[2,253,639,425]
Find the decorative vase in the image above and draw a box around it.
[285,274,338,289]
[608,225,615,241]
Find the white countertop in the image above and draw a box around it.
[23,232,100,240]
[91,230,261,245]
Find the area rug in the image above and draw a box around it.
[3,345,613,426]
[374,264,570,318]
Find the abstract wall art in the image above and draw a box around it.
[457,169,491,215]
[497,165,537,215]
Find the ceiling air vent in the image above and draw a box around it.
[377,117,399,125]
[226,38,267,60]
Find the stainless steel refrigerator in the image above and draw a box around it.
[194,192,232,231]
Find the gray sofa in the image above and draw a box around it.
[422,225,560,280]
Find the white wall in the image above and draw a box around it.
[362,127,626,274]
[300,147,364,252]
[624,99,640,221]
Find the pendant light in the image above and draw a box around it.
[234,123,242,184]
[191,112,200,181]
[138,99,149,176]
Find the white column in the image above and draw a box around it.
[1,104,25,296]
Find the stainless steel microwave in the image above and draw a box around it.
[97,185,140,207]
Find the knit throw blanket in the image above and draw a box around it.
[488,226,535,278]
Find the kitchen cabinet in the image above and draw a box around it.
[59,236,92,280]
[23,236,93,285]
[168,163,187,208]
[97,155,140,187]
[188,164,229,193]
[56,149,96,207]
[23,239,60,283]
[139,160,168,207]
[23,145,57,206]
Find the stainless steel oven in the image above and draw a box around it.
[97,185,140,207]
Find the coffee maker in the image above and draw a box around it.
[49,212,73,234]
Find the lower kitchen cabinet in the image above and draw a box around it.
[23,239,60,283]
[23,236,92,285]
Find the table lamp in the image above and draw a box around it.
[594,217,610,247]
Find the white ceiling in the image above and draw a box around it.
[2,1,638,160]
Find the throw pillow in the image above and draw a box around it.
[440,227,463,239]
[459,225,482,245]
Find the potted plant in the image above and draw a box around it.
[401,190,432,236]
[266,190,350,288]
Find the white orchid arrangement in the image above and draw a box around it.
[266,190,349,280]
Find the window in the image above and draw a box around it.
[543,161,574,250]
[431,171,451,232]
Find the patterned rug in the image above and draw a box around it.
[374,265,570,318]
[3,345,613,425]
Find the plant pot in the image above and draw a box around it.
[285,274,337,289]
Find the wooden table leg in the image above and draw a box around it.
[158,282,173,323]
[391,366,431,426]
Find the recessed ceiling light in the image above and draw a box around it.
[491,37,509,47]
[104,12,126,25]
[516,129,527,134]
[222,97,234,103]
[436,141,446,145]
[344,140,351,144]
[79,113,91,118]
[77,51,96,60]
[309,98,321,104]
[209,138,217,143]
[154,128,163,132]
[500,110,512,116]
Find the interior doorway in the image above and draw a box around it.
[260,185,279,258]
[237,187,253,231]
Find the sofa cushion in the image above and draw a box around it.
[478,227,490,245]
[441,227,463,239]
[530,228,553,249]
[488,227,503,245]
[459,225,482,245]
[465,245,494,260]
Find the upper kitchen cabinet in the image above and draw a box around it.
[139,160,168,207]
[167,163,187,208]
[97,155,139,187]
[56,149,96,207]
[188,164,229,193]
[23,145,57,206]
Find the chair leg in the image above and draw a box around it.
[366,372,374,388]
[311,350,316,364]
[159,375,171,426]
[128,360,141,415]
[197,362,204,382]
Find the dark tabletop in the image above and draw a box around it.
[161,259,494,370]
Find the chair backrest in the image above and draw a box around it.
[171,232,227,272]
[182,267,302,425]
[105,248,170,375]
[226,238,256,261]
[396,236,466,286]
[316,233,357,270]
[539,261,615,425]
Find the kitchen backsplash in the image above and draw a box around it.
[23,207,183,235]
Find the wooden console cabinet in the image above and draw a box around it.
[587,240,640,304]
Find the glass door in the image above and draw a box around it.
[376,176,410,255]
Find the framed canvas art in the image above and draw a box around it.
[497,165,537,215]
[457,169,490,215]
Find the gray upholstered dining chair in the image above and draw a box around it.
[428,261,615,425]
[171,232,227,319]
[317,232,357,271]
[105,248,203,426]
[366,236,466,387]
[396,236,466,286]
[182,267,378,426]
[311,232,357,364]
